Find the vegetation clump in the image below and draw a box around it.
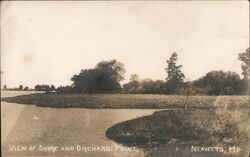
[106,108,249,156]
[2,94,248,109]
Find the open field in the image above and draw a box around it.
[1,93,249,109]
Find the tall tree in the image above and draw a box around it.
[19,85,23,91]
[165,52,185,93]
[238,47,250,79]
[71,60,126,93]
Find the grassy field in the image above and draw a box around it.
[106,108,250,156]
[1,93,249,109]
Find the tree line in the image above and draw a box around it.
[3,48,248,95]
[3,84,56,92]
[56,48,249,95]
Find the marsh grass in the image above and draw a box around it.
[1,94,248,109]
[106,107,249,156]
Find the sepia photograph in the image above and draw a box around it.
[1,1,249,157]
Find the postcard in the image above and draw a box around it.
[1,1,249,157]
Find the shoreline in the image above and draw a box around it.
[1,93,248,109]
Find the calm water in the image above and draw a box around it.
[1,91,158,157]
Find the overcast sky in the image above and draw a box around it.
[1,1,249,88]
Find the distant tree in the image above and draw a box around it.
[238,47,250,79]
[165,52,185,94]
[194,70,241,95]
[19,85,23,91]
[96,60,125,82]
[141,79,165,94]
[123,74,142,94]
[71,60,126,93]
[179,81,208,95]
[130,74,140,82]
[56,86,76,93]
[238,79,249,95]
[41,84,50,92]
[50,85,56,91]
[123,76,166,94]
[34,84,51,91]
[24,86,29,91]
[3,85,7,90]
[35,85,42,91]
